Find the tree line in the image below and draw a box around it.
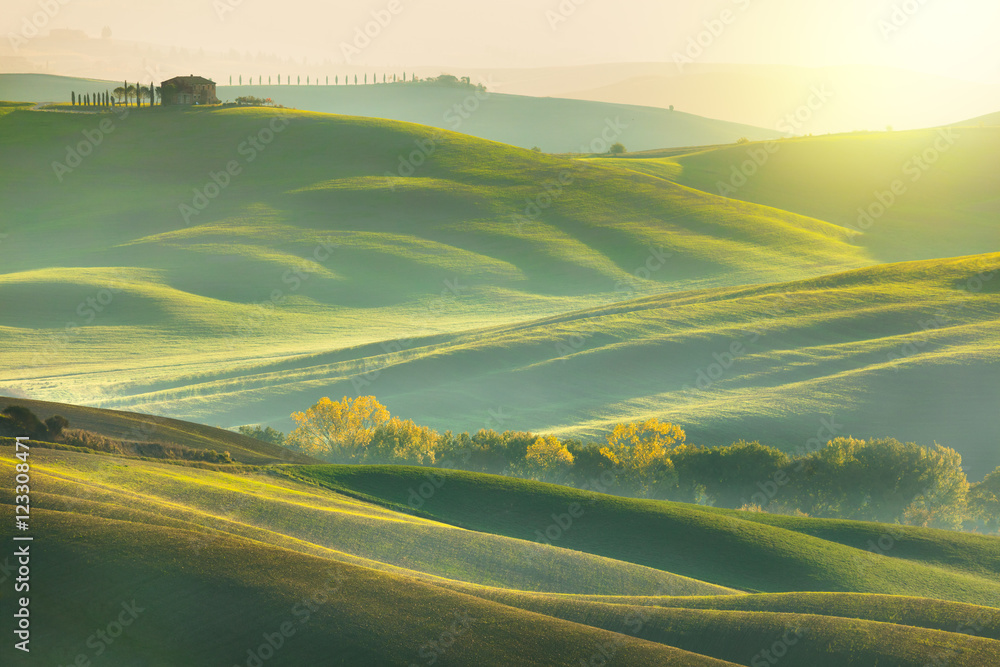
[227,73,482,89]
[239,396,1000,533]
[71,81,159,107]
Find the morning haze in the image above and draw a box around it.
[1,1,999,665]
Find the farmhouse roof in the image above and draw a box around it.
[164,75,216,85]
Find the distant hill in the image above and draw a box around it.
[603,127,1000,263]
[960,110,1000,126]
[0,73,781,152]
[486,63,1000,135]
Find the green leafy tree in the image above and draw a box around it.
[367,417,438,465]
[609,142,626,155]
[791,438,969,527]
[674,441,790,507]
[0,406,68,441]
[968,467,1000,531]
[44,415,69,439]
[237,425,285,445]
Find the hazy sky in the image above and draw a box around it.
[5,0,1000,81]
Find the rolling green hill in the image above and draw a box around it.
[0,73,782,152]
[290,465,1000,606]
[0,99,997,480]
[0,104,873,438]
[51,251,994,476]
[599,127,1000,262]
[0,395,314,464]
[2,450,997,666]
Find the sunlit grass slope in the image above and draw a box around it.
[693,505,1000,581]
[0,509,741,667]
[0,103,869,421]
[2,449,997,666]
[80,252,998,476]
[9,450,732,596]
[293,465,1000,607]
[600,127,1000,262]
[444,588,1000,640]
[443,592,1000,667]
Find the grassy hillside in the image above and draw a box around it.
[70,252,996,476]
[0,72,782,152]
[445,588,1000,640]
[0,509,740,667]
[0,104,870,429]
[600,127,1000,262]
[2,449,998,666]
[436,589,1000,667]
[1,94,996,478]
[15,449,732,596]
[291,465,1000,606]
[0,395,314,464]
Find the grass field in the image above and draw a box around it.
[1,102,998,476]
[599,128,1000,262]
[1,447,997,666]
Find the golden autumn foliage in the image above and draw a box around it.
[600,418,686,496]
[526,435,575,470]
[286,395,390,461]
[370,417,439,465]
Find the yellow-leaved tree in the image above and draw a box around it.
[600,418,686,497]
[526,435,575,471]
[369,417,439,465]
[286,396,390,462]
